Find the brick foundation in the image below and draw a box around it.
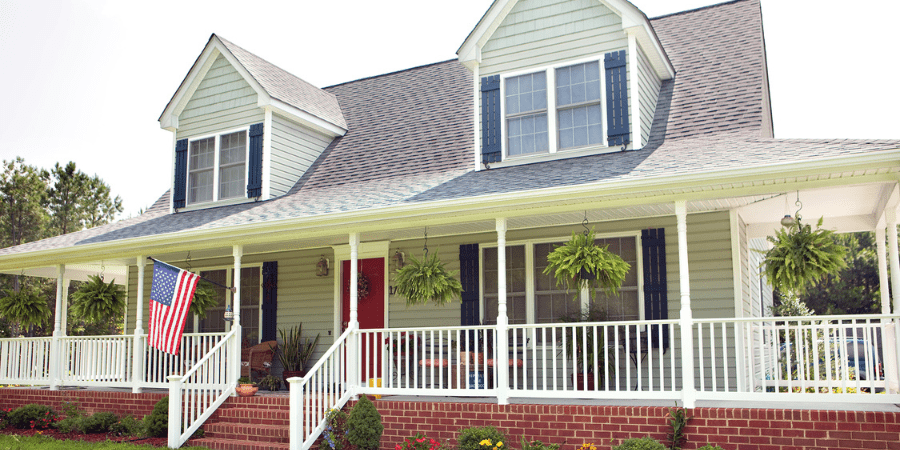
[1,388,165,419]
[3,389,899,450]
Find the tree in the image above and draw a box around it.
[0,158,49,249]
[798,232,880,315]
[47,162,123,235]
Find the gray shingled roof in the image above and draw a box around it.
[2,0,898,257]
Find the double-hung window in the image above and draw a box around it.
[187,129,248,205]
[501,56,613,160]
[481,235,640,326]
[184,266,262,345]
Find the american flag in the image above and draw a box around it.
[148,260,200,355]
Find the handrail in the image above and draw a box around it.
[300,327,354,381]
[180,328,237,380]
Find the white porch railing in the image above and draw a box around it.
[168,328,237,449]
[0,337,52,385]
[288,327,353,450]
[59,335,133,385]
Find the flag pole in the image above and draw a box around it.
[147,256,237,293]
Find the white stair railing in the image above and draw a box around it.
[289,327,353,450]
[168,328,237,449]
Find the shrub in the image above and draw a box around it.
[259,375,282,391]
[53,416,84,433]
[144,396,168,437]
[82,411,118,434]
[347,395,383,450]
[521,438,560,450]
[611,437,666,450]
[110,415,145,437]
[8,404,57,429]
[697,446,725,450]
[323,408,348,450]
[457,426,508,450]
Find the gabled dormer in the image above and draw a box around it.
[458,0,674,169]
[159,34,347,212]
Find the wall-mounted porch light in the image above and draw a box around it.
[316,256,330,277]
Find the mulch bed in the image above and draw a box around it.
[0,425,169,446]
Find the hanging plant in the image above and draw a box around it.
[69,275,126,323]
[763,217,847,296]
[188,281,218,317]
[543,227,631,298]
[394,251,462,307]
[0,286,52,332]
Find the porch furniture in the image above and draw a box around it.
[241,340,277,380]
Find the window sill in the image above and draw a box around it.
[482,144,631,170]
[177,196,257,213]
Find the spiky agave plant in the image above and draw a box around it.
[69,275,126,323]
[394,251,462,307]
[0,286,52,333]
[763,217,848,296]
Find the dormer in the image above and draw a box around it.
[458,0,674,169]
[159,34,347,212]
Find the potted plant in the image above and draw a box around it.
[0,286,51,336]
[558,306,614,390]
[762,217,847,296]
[235,376,258,397]
[258,374,282,391]
[272,324,321,387]
[543,228,631,299]
[394,251,462,307]
[69,275,126,325]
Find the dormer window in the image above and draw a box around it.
[186,129,248,206]
[481,50,629,167]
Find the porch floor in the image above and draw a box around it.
[21,386,899,412]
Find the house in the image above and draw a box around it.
[2,0,900,449]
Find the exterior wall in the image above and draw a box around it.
[749,237,773,316]
[368,399,900,450]
[269,113,333,198]
[637,42,662,147]
[176,54,265,140]
[477,0,631,154]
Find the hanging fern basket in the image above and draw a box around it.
[543,228,631,297]
[394,251,462,307]
[0,287,52,331]
[188,281,218,317]
[69,275,126,323]
[763,217,848,296]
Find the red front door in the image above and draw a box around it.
[341,258,385,382]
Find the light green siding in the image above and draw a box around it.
[637,43,661,146]
[176,54,264,140]
[269,114,333,198]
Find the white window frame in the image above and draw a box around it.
[185,126,250,206]
[478,231,643,328]
[189,263,263,344]
[498,53,618,163]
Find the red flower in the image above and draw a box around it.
[417,438,425,443]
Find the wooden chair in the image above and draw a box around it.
[241,340,277,380]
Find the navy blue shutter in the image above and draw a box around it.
[642,228,668,350]
[459,244,480,327]
[481,76,501,164]
[261,261,278,342]
[605,50,630,147]
[173,139,188,209]
[247,122,264,198]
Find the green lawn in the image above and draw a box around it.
[0,434,212,450]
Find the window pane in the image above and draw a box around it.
[219,164,245,199]
[556,61,601,107]
[506,71,547,115]
[590,236,639,321]
[188,137,215,204]
[189,170,213,203]
[558,104,603,150]
[198,270,227,333]
[508,114,549,156]
[218,131,246,200]
[236,267,260,345]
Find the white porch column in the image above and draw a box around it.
[675,201,696,408]
[348,233,360,392]
[495,218,509,405]
[884,213,900,393]
[49,264,65,390]
[132,256,146,393]
[232,245,243,386]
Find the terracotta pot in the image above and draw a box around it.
[236,383,258,397]
[282,369,307,388]
[573,372,596,391]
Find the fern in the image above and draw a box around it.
[394,252,462,307]
[543,228,631,298]
[0,287,51,330]
[188,281,218,317]
[69,275,126,323]
[763,217,847,296]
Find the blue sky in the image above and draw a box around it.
[0,0,897,218]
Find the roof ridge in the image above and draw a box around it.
[324,58,458,89]
[650,0,752,20]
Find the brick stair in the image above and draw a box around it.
[188,394,297,450]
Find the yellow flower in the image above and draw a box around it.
[480,440,492,447]
[496,442,504,448]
